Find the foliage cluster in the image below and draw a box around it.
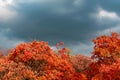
[0,32,120,80]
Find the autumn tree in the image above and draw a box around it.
[1,32,120,79]
[0,41,87,80]
[70,54,92,73]
[86,32,120,80]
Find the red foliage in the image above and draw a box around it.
[0,41,87,80]
[0,32,120,79]
[70,54,93,73]
[85,32,120,80]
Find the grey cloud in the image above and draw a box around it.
[6,0,98,43]
[1,0,120,54]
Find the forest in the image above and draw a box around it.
[0,32,120,80]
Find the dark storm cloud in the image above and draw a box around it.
[1,0,120,54]
[5,0,99,44]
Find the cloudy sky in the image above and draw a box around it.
[0,0,120,55]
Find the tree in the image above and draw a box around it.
[0,41,87,80]
[70,54,92,73]
[86,32,120,80]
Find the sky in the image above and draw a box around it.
[0,0,120,55]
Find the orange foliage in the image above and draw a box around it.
[92,32,120,64]
[70,54,92,73]
[86,32,120,80]
[0,41,87,80]
[0,32,120,80]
